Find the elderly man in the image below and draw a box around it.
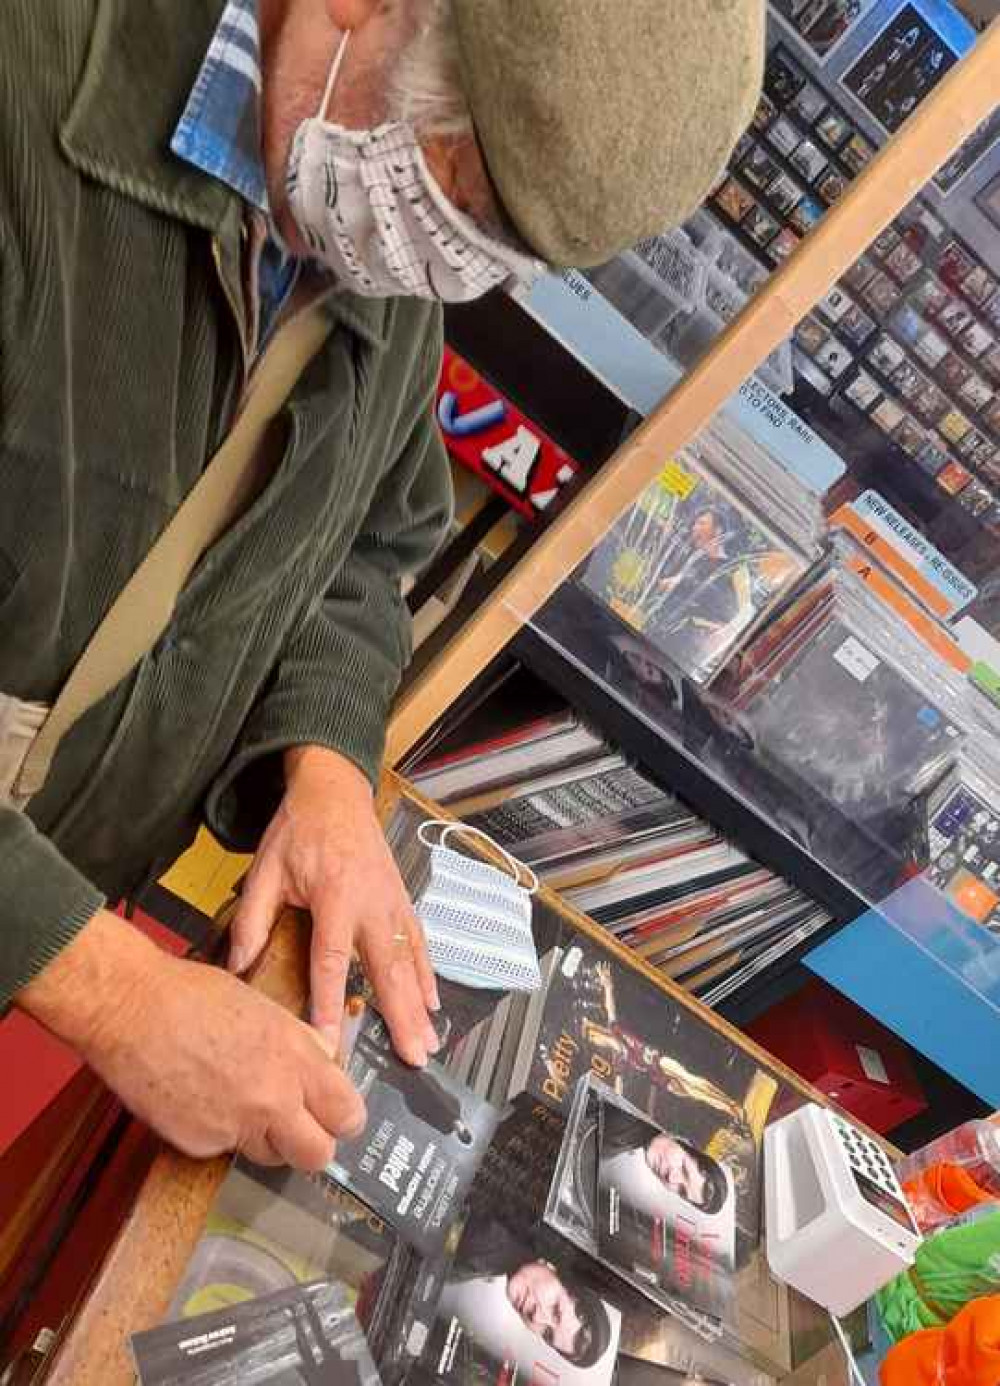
[2,0,763,1171]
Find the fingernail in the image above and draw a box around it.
[229,946,247,974]
[426,1025,442,1055]
[430,984,442,1012]
[405,1044,428,1069]
[317,1027,340,1060]
[344,1102,367,1141]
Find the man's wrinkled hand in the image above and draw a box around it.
[229,746,440,1067]
[18,909,365,1171]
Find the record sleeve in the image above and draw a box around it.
[327,1006,500,1257]
[132,1280,381,1386]
[738,614,961,819]
[596,1088,736,1324]
[465,762,671,860]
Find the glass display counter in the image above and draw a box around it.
[42,776,878,1386]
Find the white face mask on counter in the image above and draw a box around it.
[286,32,541,302]
[412,820,542,991]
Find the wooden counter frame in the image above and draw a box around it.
[386,25,1000,766]
[43,772,895,1384]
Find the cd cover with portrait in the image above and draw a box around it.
[326,1006,500,1258]
[411,1203,622,1386]
[596,1087,736,1324]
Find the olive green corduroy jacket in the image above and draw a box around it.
[0,0,452,1006]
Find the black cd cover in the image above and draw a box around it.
[326,1006,500,1257]
[131,1280,381,1386]
[596,1089,736,1323]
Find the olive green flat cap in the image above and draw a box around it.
[453,0,765,268]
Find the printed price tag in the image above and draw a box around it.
[658,459,699,499]
[856,1044,890,1086]
[833,635,879,682]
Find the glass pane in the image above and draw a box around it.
[510,14,1000,1014]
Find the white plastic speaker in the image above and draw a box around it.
[765,1103,921,1317]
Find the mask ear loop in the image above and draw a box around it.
[319,29,352,121]
[828,1312,867,1386]
[418,818,540,895]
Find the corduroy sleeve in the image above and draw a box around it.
[0,808,106,1011]
[205,374,452,853]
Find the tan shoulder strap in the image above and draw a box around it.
[16,305,332,801]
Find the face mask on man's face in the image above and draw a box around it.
[285,31,542,302]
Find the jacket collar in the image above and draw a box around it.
[61,0,237,236]
[60,0,390,351]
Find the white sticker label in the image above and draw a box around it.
[850,490,977,616]
[406,1323,429,1356]
[856,1043,890,1086]
[833,636,879,682]
[561,946,583,979]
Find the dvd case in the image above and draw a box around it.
[132,1280,381,1386]
[596,1086,736,1323]
[327,1006,500,1258]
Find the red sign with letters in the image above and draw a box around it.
[436,347,581,520]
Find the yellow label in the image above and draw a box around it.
[658,459,699,499]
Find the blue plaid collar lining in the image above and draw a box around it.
[171,0,269,213]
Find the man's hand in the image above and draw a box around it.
[18,909,365,1171]
[229,746,440,1067]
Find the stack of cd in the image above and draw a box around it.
[721,561,967,829]
[577,425,822,690]
[689,410,827,558]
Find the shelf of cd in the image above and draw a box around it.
[510,605,867,1022]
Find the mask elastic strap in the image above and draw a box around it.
[418,818,540,895]
[828,1312,866,1386]
[319,29,352,121]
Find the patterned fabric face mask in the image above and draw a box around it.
[412,821,541,991]
[286,32,541,302]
